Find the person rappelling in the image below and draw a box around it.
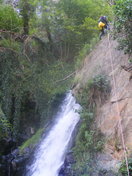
[98,16,109,39]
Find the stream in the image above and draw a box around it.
[26,91,81,176]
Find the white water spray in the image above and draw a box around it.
[27,91,80,176]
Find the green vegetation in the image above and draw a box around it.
[0,106,12,138]
[56,0,112,59]
[73,75,110,175]
[19,128,44,154]
[119,157,132,176]
[0,0,131,175]
[114,0,132,54]
[0,5,22,32]
[0,0,112,143]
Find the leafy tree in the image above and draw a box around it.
[0,4,22,32]
[114,0,132,54]
[19,0,38,35]
[0,31,73,141]
[0,0,3,4]
[55,0,112,59]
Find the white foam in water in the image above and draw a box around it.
[27,91,81,176]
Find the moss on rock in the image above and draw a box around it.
[19,128,44,154]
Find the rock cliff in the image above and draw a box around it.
[73,35,132,172]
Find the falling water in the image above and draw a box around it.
[27,91,81,176]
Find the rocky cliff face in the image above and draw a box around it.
[73,35,132,172]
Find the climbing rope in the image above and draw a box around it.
[107,33,130,176]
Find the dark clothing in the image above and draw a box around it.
[99,28,105,40]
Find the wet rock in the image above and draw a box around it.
[10,155,29,176]
[59,151,75,176]
[98,169,117,176]
[59,165,65,176]
[11,149,19,156]
[66,152,75,164]
[0,163,7,176]
[0,147,31,176]
[0,138,16,155]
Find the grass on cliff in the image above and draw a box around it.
[19,128,44,154]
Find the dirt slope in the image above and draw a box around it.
[73,35,132,172]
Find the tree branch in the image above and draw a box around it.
[55,71,76,83]
[0,47,31,62]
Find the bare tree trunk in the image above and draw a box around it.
[46,26,53,52]
[22,0,30,35]
[106,0,116,6]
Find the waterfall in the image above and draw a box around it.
[27,91,81,176]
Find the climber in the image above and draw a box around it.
[98,16,109,39]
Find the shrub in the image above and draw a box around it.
[119,157,132,176]
[114,0,132,54]
[87,75,111,103]
[77,75,110,108]
[0,5,22,32]
[0,106,12,138]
